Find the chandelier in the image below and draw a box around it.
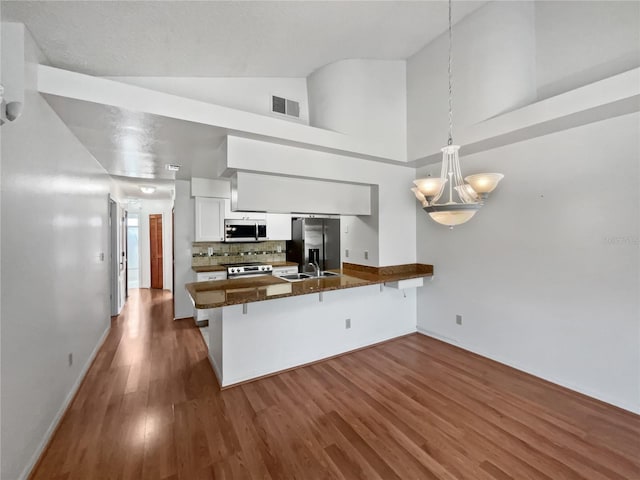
[412,0,503,228]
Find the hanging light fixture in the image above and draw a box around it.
[412,0,503,228]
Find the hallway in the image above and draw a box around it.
[30,289,218,480]
[30,289,640,480]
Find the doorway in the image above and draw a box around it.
[127,214,140,289]
[109,199,119,315]
[150,214,163,289]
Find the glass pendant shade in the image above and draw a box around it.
[428,209,478,227]
[413,177,446,198]
[424,203,481,227]
[410,187,428,206]
[464,173,504,194]
[454,184,479,201]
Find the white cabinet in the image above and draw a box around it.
[196,271,227,282]
[272,265,299,277]
[224,199,265,220]
[266,213,292,240]
[194,270,227,324]
[195,197,224,242]
[233,171,371,215]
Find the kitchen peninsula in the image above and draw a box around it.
[186,263,433,387]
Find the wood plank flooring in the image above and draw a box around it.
[30,289,640,480]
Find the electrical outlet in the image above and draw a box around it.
[68,353,73,366]
[456,314,462,325]
[345,249,349,258]
[364,250,369,260]
[345,318,351,329]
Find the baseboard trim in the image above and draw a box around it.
[20,323,112,480]
[220,330,417,390]
[416,327,640,415]
[208,353,223,387]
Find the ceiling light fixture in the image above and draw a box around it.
[140,186,156,194]
[412,0,503,229]
[165,163,181,172]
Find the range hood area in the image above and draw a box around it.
[230,171,371,216]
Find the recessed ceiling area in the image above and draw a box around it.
[3,0,486,77]
[111,175,175,201]
[43,94,229,181]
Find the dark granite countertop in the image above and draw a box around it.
[186,263,433,309]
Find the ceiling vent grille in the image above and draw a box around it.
[272,95,300,118]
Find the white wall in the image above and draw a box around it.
[535,1,640,100]
[225,136,416,267]
[407,1,536,160]
[131,199,173,291]
[106,76,310,124]
[1,26,112,480]
[416,113,640,413]
[174,180,195,319]
[307,59,407,160]
[340,187,380,267]
[218,283,417,386]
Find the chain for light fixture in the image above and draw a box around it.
[411,0,504,229]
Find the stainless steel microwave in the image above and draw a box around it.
[224,219,267,242]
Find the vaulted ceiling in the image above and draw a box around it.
[2,0,486,77]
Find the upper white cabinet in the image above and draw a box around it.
[223,199,266,220]
[195,197,224,242]
[195,197,291,242]
[266,213,292,241]
[232,172,371,215]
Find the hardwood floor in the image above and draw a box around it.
[30,289,640,480]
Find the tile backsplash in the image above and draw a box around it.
[192,241,287,266]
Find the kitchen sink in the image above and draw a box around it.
[318,271,340,277]
[279,271,341,282]
[280,273,314,281]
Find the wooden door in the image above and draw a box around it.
[172,207,175,316]
[150,214,163,289]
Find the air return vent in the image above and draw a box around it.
[271,95,300,118]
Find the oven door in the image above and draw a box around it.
[224,219,267,242]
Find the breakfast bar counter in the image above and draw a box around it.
[186,262,433,309]
[187,262,433,388]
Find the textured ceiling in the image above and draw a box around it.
[42,94,229,181]
[3,1,486,77]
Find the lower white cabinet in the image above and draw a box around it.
[194,271,227,324]
[272,265,299,276]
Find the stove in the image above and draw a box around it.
[224,262,273,279]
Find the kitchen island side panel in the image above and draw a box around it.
[218,284,417,386]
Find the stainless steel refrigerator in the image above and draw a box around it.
[287,218,341,272]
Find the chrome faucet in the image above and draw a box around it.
[308,261,320,277]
